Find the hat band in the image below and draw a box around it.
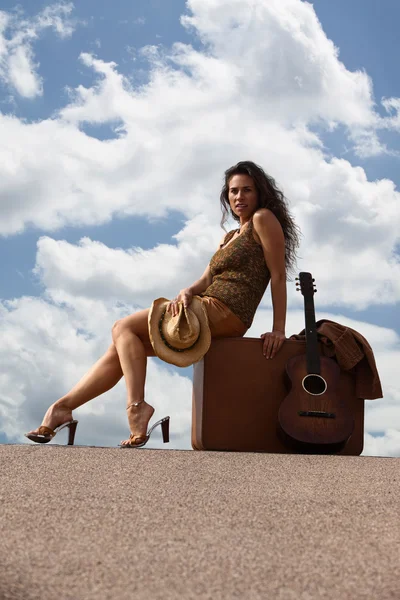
[158,308,200,353]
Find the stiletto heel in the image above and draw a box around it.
[24,420,79,445]
[67,421,78,445]
[120,416,170,448]
[160,417,169,443]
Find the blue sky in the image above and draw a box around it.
[0,0,399,453]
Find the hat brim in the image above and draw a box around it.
[148,296,211,368]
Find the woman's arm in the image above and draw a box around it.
[253,208,287,331]
[187,264,212,295]
[186,232,226,295]
[253,208,287,360]
[167,234,225,315]
[270,277,287,333]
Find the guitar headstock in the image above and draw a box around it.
[295,272,317,296]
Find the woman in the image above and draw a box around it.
[25,161,301,447]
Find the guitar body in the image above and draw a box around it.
[277,272,355,454]
[278,354,355,454]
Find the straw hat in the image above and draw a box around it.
[148,296,211,367]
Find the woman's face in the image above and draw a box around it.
[228,174,259,220]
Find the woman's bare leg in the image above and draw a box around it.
[27,308,156,439]
[26,343,125,435]
[111,309,156,446]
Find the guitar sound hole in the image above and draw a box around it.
[302,374,327,395]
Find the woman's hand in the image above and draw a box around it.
[167,288,194,317]
[260,330,286,359]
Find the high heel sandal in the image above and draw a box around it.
[119,402,170,449]
[24,420,78,445]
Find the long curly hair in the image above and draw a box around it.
[219,160,302,282]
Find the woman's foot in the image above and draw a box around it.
[120,400,155,447]
[25,401,73,437]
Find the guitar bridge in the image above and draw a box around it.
[298,410,336,419]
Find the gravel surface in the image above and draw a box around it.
[1,445,399,600]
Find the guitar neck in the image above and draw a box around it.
[304,295,320,375]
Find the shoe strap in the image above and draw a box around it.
[38,426,55,437]
[124,434,147,446]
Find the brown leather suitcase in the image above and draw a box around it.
[192,337,364,455]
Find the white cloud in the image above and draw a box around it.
[0,2,78,98]
[363,430,400,457]
[7,43,42,97]
[36,2,77,38]
[32,214,221,307]
[1,0,400,455]
[180,0,376,127]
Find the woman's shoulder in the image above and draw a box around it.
[252,207,274,222]
[252,208,281,231]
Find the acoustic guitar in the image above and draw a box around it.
[277,272,355,454]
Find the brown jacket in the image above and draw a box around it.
[288,319,383,400]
